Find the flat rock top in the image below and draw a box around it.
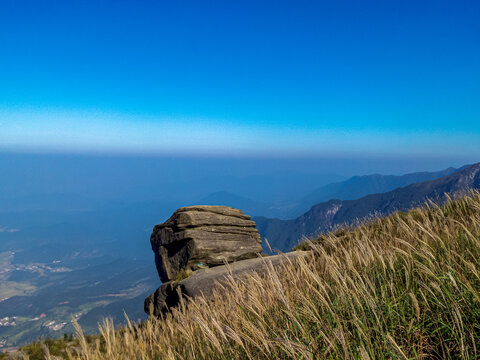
[156,205,255,229]
[175,205,251,219]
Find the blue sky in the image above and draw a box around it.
[0,0,479,157]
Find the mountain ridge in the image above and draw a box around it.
[255,162,480,251]
[197,166,459,219]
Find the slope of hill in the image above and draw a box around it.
[16,192,480,359]
[255,162,480,251]
[292,166,459,216]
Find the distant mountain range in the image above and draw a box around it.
[292,166,461,217]
[255,163,480,251]
[200,166,460,219]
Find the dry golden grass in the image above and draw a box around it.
[31,192,480,359]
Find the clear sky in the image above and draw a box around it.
[0,0,479,158]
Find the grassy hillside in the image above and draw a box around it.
[10,192,480,359]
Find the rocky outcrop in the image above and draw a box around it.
[145,205,308,317]
[150,205,262,282]
[145,251,309,316]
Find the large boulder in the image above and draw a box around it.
[150,206,262,282]
[145,251,310,316]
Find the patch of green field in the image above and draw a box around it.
[0,281,36,298]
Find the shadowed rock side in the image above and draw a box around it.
[145,251,309,316]
[150,205,262,282]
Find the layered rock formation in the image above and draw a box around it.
[150,205,262,282]
[145,205,308,316]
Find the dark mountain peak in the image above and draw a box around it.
[452,162,479,176]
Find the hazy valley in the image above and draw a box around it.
[1,154,477,348]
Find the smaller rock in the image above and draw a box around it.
[145,251,310,316]
[144,282,181,316]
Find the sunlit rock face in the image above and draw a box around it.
[150,205,262,283]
